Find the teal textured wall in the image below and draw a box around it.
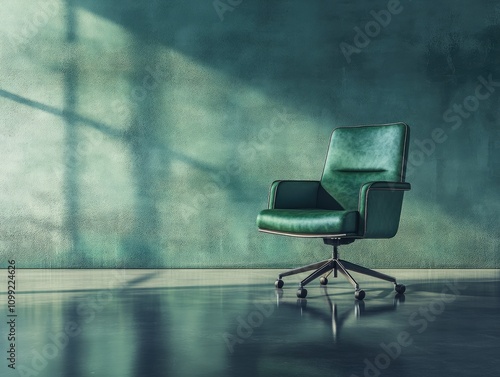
[1,0,499,268]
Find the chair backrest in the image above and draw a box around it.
[320,123,410,210]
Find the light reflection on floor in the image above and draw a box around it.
[3,269,500,377]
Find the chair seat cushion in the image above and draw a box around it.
[256,209,359,236]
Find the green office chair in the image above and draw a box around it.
[256,123,411,300]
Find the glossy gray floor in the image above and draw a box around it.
[4,269,500,377]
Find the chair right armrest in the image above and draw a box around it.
[268,180,320,209]
[358,181,411,238]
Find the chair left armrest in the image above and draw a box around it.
[268,180,320,209]
[358,181,411,238]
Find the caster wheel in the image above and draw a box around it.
[275,279,284,289]
[319,277,328,285]
[395,284,406,294]
[355,290,365,300]
[296,288,308,299]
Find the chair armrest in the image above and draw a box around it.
[268,180,320,209]
[358,181,411,238]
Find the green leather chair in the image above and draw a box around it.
[256,123,411,300]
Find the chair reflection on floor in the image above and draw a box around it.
[275,288,405,342]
